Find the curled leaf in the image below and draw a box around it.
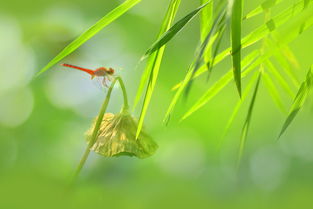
[86,112,158,158]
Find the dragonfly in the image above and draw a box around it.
[61,63,115,87]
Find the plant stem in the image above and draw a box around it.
[116,76,129,110]
[72,76,128,181]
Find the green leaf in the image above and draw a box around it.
[299,0,311,33]
[134,0,181,110]
[36,0,142,76]
[231,0,243,96]
[243,0,282,20]
[264,60,295,98]
[133,0,181,110]
[173,0,313,90]
[200,0,213,40]
[164,63,194,124]
[238,71,262,166]
[263,72,288,113]
[185,8,227,97]
[200,0,214,65]
[171,45,229,91]
[206,25,226,80]
[265,39,300,87]
[180,51,262,121]
[272,1,313,44]
[164,9,227,123]
[304,0,310,7]
[219,72,259,149]
[278,67,313,138]
[261,0,280,10]
[135,0,181,139]
[142,1,210,59]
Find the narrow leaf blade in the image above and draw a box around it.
[37,0,141,76]
[173,0,313,90]
[263,72,288,113]
[180,51,261,121]
[143,1,210,58]
[136,0,181,139]
[219,72,259,149]
[278,67,313,138]
[231,0,243,96]
[238,71,262,167]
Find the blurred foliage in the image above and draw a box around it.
[1,0,313,208]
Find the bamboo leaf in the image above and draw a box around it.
[136,0,181,139]
[299,0,311,33]
[185,8,227,97]
[171,47,229,91]
[219,72,259,148]
[231,0,243,96]
[280,45,300,69]
[263,72,288,113]
[37,0,142,76]
[164,64,194,124]
[180,51,262,121]
[142,1,210,59]
[243,0,282,20]
[265,59,295,98]
[278,67,313,138]
[242,0,312,49]
[206,25,226,80]
[200,0,214,65]
[273,1,313,45]
[238,71,262,166]
[133,0,181,109]
[200,0,214,41]
[173,0,313,90]
[265,39,300,87]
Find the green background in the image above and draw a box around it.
[0,0,313,208]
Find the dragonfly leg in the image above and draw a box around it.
[102,77,109,87]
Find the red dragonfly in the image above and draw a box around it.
[61,63,115,87]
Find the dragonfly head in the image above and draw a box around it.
[108,68,115,75]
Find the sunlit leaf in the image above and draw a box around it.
[200,0,213,41]
[180,51,262,121]
[37,0,142,76]
[265,39,300,87]
[278,67,313,138]
[200,0,214,66]
[243,0,282,20]
[273,2,313,44]
[231,0,243,96]
[238,71,262,166]
[142,1,210,59]
[219,72,259,148]
[136,0,181,139]
[206,25,226,80]
[134,0,181,109]
[173,0,313,90]
[264,59,295,98]
[263,72,288,113]
[185,8,226,96]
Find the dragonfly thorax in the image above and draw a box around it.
[94,67,114,77]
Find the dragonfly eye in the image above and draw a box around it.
[109,68,114,75]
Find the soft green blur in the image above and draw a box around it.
[1,0,313,208]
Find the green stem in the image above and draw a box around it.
[116,76,129,111]
[73,76,128,180]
